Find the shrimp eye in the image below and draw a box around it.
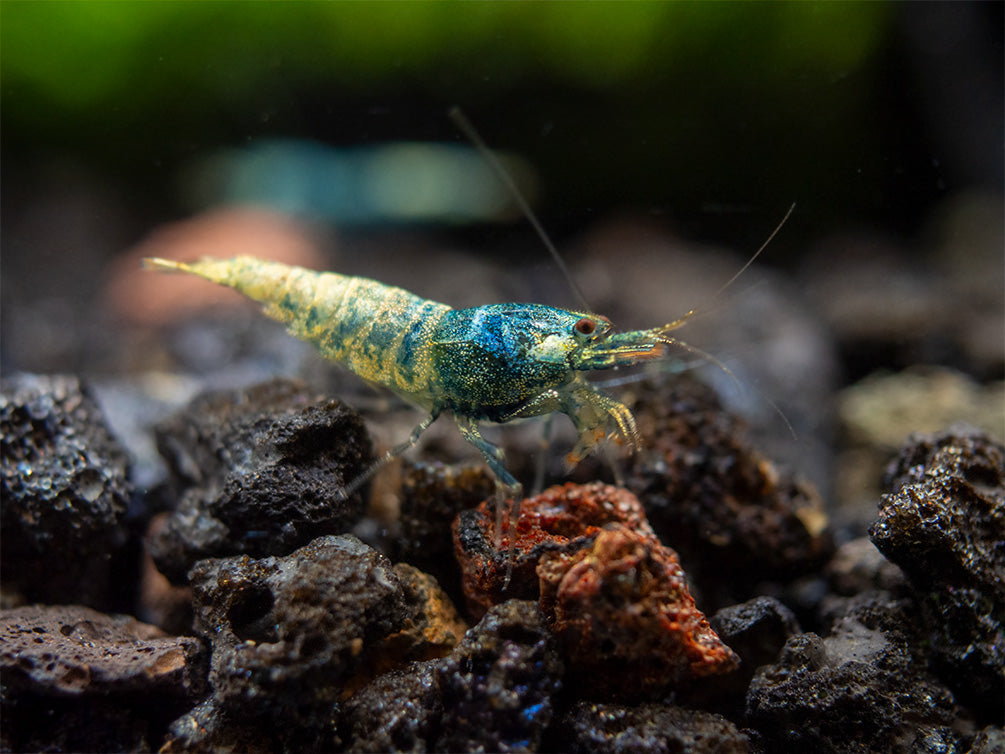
[574,318,596,336]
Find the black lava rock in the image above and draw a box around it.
[971,727,1005,753]
[394,460,495,605]
[817,588,920,640]
[164,535,418,753]
[711,596,801,671]
[746,618,960,752]
[435,600,562,753]
[1,374,132,608]
[870,427,1004,721]
[0,604,206,752]
[148,379,373,583]
[701,596,801,713]
[337,661,443,752]
[825,537,905,597]
[557,701,748,754]
[624,375,832,609]
[337,599,561,753]
[194,534,409,712]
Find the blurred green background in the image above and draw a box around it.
[5,2,1000,245]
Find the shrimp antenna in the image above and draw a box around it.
[650,202,797,346]
[657,327,798,441]
[654,202,800,441]
[711,201,796,302]
[449,106,593,312]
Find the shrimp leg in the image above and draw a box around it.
[340,412,440,500]
[455,415,523,568]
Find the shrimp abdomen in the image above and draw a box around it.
[144,256,451,406]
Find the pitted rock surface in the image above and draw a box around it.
[1,374,132,607]
[148,378,373,583]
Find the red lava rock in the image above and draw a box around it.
[538,525,739,699]
[454,482,738,699]
[454,482,657,616]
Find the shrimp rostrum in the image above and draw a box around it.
[144,256,694,502]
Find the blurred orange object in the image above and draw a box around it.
[106,207,328,326]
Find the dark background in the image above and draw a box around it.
[2,2,1002,380]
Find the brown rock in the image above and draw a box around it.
[455,483,737,699]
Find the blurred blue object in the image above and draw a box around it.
[189,139,537,227]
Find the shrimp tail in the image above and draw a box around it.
[144,255,451,410]
[142,257,191,273]
[142,256,258,287]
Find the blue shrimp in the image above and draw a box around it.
[144,195,791,552]
[142,255,697,502]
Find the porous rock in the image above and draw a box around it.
[710,597,800,669]
[557,701,748,754]
[825,536,905,596]
[435,599,562,753]
[395,461,495,604]
[833,367,1005,537]
[337,600,561,753]
[703,596,800,710]
[870,427,1004,720]
[1,604,206,752]
[970,727,1005,753]
[455,483,738,700]
[624,375,831,608]
[746,618,960,752]
[192,535,411,711]
[816,589,920,640]
[163,535,457,752]
[538,525,738,700]
[137,513,195,635]
[388,562,468,662]
[1,373,132,608]
[148,378,373,583]
[337,661,442,753]
[454,481,657,616]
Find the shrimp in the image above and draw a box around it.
[142,256,697,498]
[143,212,791,553]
